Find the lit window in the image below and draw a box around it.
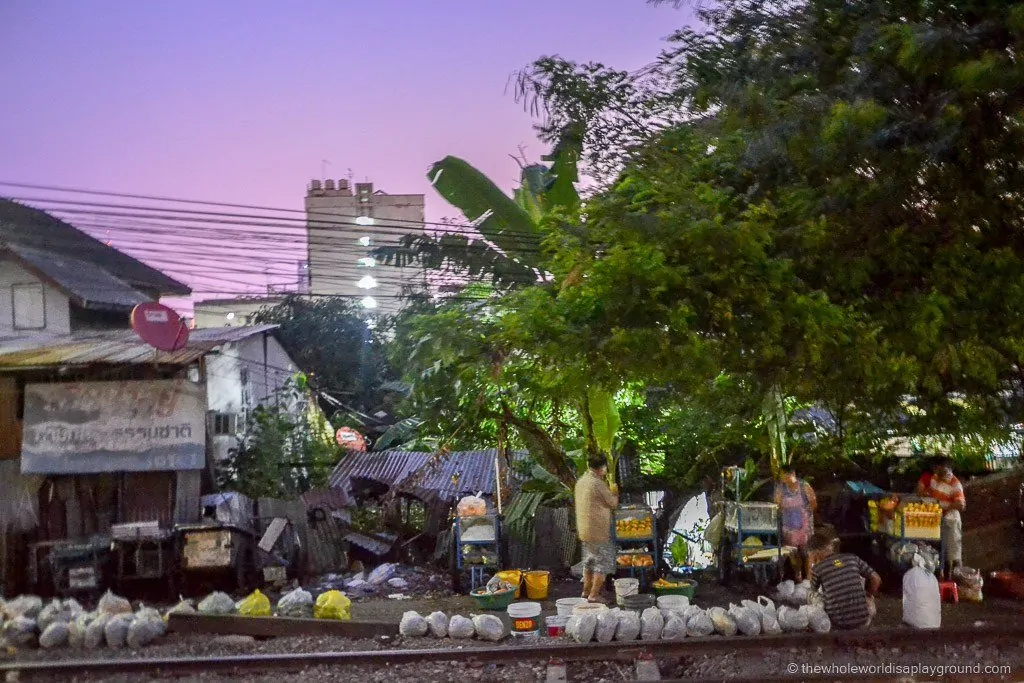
[357,275,378,290]
[355,216,374,226]
[360,296,378,309]
[358,236,372,247]
[358,257,376,267]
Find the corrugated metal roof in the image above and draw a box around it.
[328,449,527,504]
[0,325,278,369]
[11,245,151,310]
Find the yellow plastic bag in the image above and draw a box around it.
[313,590,351,620]
[236,589,272,617]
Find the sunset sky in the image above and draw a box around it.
[0,1,691,299]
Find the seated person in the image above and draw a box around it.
[807,532,881,630]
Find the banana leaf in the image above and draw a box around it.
[427,156,542,266]
[540,125,582,213]
[587,387,621,457]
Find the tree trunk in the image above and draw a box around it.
[501,401,577,487]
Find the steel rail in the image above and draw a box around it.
[4,624,1024,678]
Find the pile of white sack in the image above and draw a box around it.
[398,610,505,642]
[775,579,822,606]
[565,595,830,643]
[0,591,168,650]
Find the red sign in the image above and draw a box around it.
[130,302,190,352]
[335,427,367,452]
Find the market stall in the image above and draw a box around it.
[715,467,788,586]
[613,504,658,590]
[868,494,946,575]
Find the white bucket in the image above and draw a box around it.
[507,601,542,619]
[614,578,640,600]
[556,597,588,617]
[572,602,608,617]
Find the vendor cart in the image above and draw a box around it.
[716,466,785,586]
[172,523,259,595]
[111,521,175,591]
[871,494,946,576]
[29,536,112,599]
[452,512,500,593]
[612,504,659,590]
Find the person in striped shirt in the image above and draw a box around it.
[807,532,881,630]
[924,457,966,579]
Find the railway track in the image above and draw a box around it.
[4,624,1023,681]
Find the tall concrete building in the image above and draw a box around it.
[305,179,425,312]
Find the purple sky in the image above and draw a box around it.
[0,1,688,301]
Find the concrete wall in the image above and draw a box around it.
[0,255,71,337]
[204,331,298,462]
[305,180,426,313]
[193,297,284,329]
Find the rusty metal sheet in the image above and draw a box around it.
[119,471,175,527]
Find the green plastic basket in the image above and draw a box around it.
[653,579,698,600]
[470,588,517,611]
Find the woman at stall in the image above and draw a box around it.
[775,466,818,581]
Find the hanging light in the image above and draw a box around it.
[358,236,372,247]
[358,257,376,267]
[356,275,378,289]
[355,216,374,226]
[361,296,378,309]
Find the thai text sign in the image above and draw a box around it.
[21,380,206,474]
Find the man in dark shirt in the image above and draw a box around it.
[807,532,881,629]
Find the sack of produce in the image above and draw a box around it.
[457,496,487,518]
[661,614,687,640]
[595,608,619,643]
[276,588,313,619]
[640,606,664,641]
[4,595,43,620]
[313,591,352,620]
[236,589,272,617]
[903,560,941,629]
[448,615,475,639]
[38,599,74,632]
[166,597,197,618]
[39,621,69,649]
[728,603,761,637]
[708,606,738,636]
[792,580,812,604]
[2,616,37,647]
[127,613,166,649]
[471,614,504,642]
[98,590,133,616]
[777,605,809,632]
[566,613,597,643]
[104,613,134,648]
[614,610,641,641]
[68,614,91,649]
[426,611,449,638]
[198,592,236,616]
[685,609,715,638]
[776,580,796,598]
[399,611,429,637]
[84,613,111,649]
[800,604,831,633]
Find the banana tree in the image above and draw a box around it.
[586,387,622,488]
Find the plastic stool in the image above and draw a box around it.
[938,580,959,603]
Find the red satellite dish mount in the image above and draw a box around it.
[336,427,367,452]
[131,302,190,352]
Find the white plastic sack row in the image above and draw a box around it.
[397,610,503,641]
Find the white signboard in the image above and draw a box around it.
[21,380,206,474]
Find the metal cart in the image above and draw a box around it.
[452,512,500,593]
[612,505,659,589]
[41,536,112,598]
[172,522,259,595]
[111,522,175,590]
[717,466,783,586]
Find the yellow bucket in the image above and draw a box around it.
[524,570,550,600]
[495,570,523,599]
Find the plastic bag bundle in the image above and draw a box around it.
[776,580,796,598]
[903,561,941,629]
[5,596,43,620]
[98,590,132,616]
[399,611,429,637]
[661,614,687,640]
[595,609,619,643]
[68,614,90,649]
[485,575,514,595]
[640,606,665,641]
[166,597,197,618]
[38,600,71,632]
[686,609,715,638]
[104,613,134,648]
[566,613,597,643]
[127,613,167,649]
[236,590,272,617]
[39,621,69,649]
[425,611,449,638]
[313,591,351,620]
[614,610,641,641]
[2,616,37,647]
[792,580,812,604]
[456,495,487,518]
[448,615,475,639]
[777,605,809,632]
[800,605,831,633]
[954,567,984,602]
[84,613,111,649]
[728,603,761,637]
[471,614,504,642]
[198,592,236,616]
[708,606,738,636]
[276,588,313,619]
